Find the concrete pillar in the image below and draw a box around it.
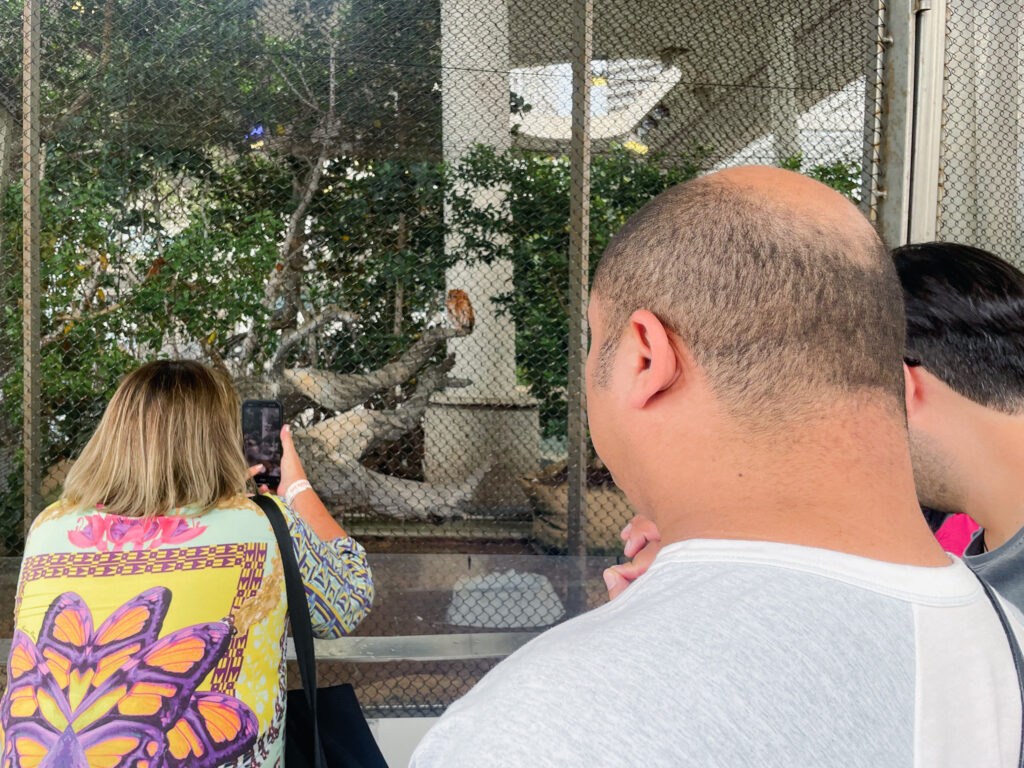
[424,0,539,510]
[938,0,1023,265]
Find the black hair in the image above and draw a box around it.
[893,242,1024,413]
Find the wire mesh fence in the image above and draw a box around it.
[937,0,1024,267]
[0,0,889,715]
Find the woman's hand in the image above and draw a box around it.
[274,423,347,540]
[248,424,305,495]
[277,424,307,496]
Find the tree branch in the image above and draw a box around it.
[42,89,91,142]
[41,262,112,345]
[268,56,320,113]
[42,0,115,141]
[270,304,357,374]
[41,304,122,346]
[309,453,489,521]
[282,324,468,412]
[292,60,319,111]
[239,148,328,366]
[292,355,456,460]
[328,38,337,123]
[200,336,232,380]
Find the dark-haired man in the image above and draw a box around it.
[411,168,1024,767]
[897,242,1024,608]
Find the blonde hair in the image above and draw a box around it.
[62,360,250,517]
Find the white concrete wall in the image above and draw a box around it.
[440,0,517,398]
[426,0,539,502]
[937,0,1024,265]
[368,717,439,768]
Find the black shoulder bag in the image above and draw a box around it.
[978,575,1024,768]
[253,494,388,768]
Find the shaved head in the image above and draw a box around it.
[591,166,905,426]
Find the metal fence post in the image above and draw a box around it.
[907,0,946,242]
[22,0,42,532]
[861,0,888,222]
[872,0,915,248]
[870,0,952,248]
[867,0,947,247]
[566,0,592,615]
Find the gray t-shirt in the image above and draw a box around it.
[966,526,1024,613]
[411,539,1024,768]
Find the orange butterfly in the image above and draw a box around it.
[0,587,257,768]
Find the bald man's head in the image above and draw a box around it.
[591,166,905,425]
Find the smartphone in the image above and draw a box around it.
[242,399,283,490]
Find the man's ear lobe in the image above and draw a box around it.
[904,361,924,415]
[626,310,681,409]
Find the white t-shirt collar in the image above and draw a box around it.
[647,538,977,606]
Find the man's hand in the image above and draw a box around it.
[603,514,662,600]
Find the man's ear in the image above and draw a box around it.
[904,362,925,417]
[625,310,682,409]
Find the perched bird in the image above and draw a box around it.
[144,256,167,281]
[446,289,475,334]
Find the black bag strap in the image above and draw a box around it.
[978,574,1024,768]
[252,493,325,768]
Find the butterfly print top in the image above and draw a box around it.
[0,493,374,768]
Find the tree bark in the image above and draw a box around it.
[311,452,488,521]
[278,323,467,413]
[231,310,476,522]
[291,354,455,460]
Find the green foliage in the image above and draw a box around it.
[450,144,707,437]
[0,0,451,551]
[0,0,872,551]
[781,153,862,202]
[452,146,865,439]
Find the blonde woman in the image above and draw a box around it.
[0,360,373,767]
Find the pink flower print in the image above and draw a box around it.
[108,517,160,551]
[67,515,110,552]
[149,517,206,549]
[68,514,206,552]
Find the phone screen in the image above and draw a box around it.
[242,399,283,489]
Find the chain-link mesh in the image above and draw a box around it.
[568,0,881,550]
[937,1,1024,266]
[0,1,22,555]
[1,0,889,721]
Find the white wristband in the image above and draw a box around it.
[284,479,313,507]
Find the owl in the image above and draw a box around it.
[446,289,475,334]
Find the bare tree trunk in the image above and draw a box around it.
[312,453,488,521]
[292,354,455,460]
[393,203,408,338]
[393,280,404,337]
[273,324,467,413]
[237,135,329,373]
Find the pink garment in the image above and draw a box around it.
[935,513,981,556]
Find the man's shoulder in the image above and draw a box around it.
[411,552,949,767]
[427,553,910,705]
[436,550,930,713]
